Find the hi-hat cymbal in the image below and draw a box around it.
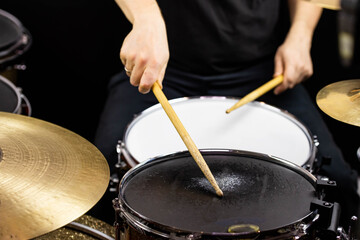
[316,79,360,127]
[0,112,110,240]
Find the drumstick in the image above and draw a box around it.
[226,75,284,114]
[152,81,224,197]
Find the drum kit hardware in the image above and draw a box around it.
[0,5,359,240]
[111,95,360,240]
[0,94,358,239]
[34,215,115,240]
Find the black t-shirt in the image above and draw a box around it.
[157,0,289,75]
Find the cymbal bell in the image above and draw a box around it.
[0,112,110,240]
[316,79,360,127]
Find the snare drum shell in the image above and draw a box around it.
[117,150,319,240]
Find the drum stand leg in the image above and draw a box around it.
[66,221,115,240]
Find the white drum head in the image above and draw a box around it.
[124,97,315,166]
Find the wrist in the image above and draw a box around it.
[286,21,315,48]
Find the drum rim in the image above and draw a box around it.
[0,9,32,64]
[122,96,317,166]
[118,149,318,238]
[0,75,21,113]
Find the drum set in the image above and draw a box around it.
[111,96,359,240]
[0,7,359,240]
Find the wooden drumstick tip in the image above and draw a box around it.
[216,188,224,197]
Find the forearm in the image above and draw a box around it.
[114,0,164,25]
[287,0,323,46]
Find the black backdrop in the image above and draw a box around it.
[1,2,360,172]
[1,0,131,141]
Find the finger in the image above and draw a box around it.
[274,66,294,95]
[285,66,299,89]
[129,63,144,87]
[274,82,287,95]
[124,65,133,77]
[138,66,161,94]
[122,53,136,77]
[273,54,284,78]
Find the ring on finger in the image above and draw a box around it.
[124,66,132,75]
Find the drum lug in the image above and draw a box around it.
[311,200,342,240]
[313,135,320,147]
[116,141,123,163]
[109,173,120,193]
[347,215,358,240]
[303,164,312,172]
[113,198,126,239]
[185,233,202,240]
[169,232,202,240]
[116,141,127,169]
[316,179,337,193]
[13,64,26,71]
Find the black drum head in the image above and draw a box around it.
[120,150,317,236]
[0,76,19,112]
[0,11,22,52]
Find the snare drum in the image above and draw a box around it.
[0,75,31,115]
[114,150,336,239]
[119,97,316,169]
[0,9,32,82]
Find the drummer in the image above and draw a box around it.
[91,0,359,229]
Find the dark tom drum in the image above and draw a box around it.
[0,9,31,82]
[115,150,332,239]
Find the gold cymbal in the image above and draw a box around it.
[316,79,360,127]
[0,112,110,240]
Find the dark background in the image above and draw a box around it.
[1,0,131,142]
[1,0,360,219]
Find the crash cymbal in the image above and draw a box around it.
[316,79,360,127]
[0,112,110,240]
